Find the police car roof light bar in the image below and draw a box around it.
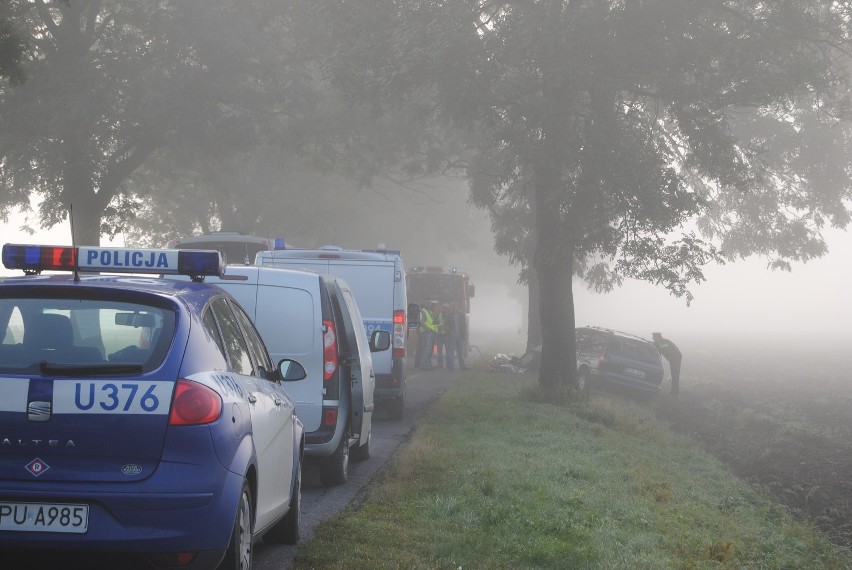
[2,244,78,274]
[176,249,226,280]
[2,244,225,281]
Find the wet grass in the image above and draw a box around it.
[293,362,852,569]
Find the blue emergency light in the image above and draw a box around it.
[2,244,225,280]
[2,244,77,273]
[274,238,286,250]
[175,249,226,277]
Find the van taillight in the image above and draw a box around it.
[323,320,338,381]
[323,407,338,426]
[393,309,405,358]
[169,379,222,426]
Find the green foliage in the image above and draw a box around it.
[316,0,852,385]
[0,2,27,85]
[0,0,302,245]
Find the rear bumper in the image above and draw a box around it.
[374,359,406,400]
[0,436,245,567]
[594,370,661,392]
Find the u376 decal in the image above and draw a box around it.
[53,381,172,415]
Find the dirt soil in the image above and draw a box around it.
[646,338,852,547]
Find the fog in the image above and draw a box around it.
[4,199,849,353]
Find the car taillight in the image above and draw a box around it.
[598,355,606,369]
[393,309,405,358]
[168,379,223,426]
[323,407,338,427]
[323,320,338,381]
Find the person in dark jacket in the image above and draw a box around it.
[652,332,682,395]
[445,303,468,371]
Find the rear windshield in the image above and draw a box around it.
[173,239,268,266]
[0,296,176,374]
[608,338,661,365]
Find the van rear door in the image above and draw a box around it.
[329,281,374,443]
[326,261,394,378]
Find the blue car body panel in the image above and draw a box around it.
[0,257,302,566]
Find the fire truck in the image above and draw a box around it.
[406,266,475,354]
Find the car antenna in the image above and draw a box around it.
[69,203,80,283]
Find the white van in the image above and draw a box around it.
[256,246,410,419]
[201,265,389,487]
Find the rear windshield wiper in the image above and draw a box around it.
[39,361,145,376]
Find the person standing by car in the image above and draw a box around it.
[652,332,682,395]
[446,303,469,371]
[435,303,449,368]
[418,301,439,370]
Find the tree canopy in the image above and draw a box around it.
[0,2,27,84]
[0,0,301,245]
[316,0,852,387]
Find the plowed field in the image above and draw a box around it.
[648,337,852,547]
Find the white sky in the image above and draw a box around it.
[468,226,852,346]
[572,226,851,342]
[2,213,849,346]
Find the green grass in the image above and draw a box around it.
[293,366,852,570]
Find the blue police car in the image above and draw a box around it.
[0,244,305,570]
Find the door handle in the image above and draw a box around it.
[248,395,257,404]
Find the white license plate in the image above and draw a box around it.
[624,367,647,378]
[0,502,89,533]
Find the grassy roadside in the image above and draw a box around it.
[293,367,852,569]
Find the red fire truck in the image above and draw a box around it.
[406,266,475,354]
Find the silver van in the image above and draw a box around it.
[256,246,410,419]
[203,265,389,486]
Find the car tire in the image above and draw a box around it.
[218,481,253,570]
[266,460,301,545]
[388,396,404,420]
[319,426,349,487]
[351,428,371,462]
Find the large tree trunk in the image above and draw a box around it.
[533,139,576,388]
[62,131,102,247]
[526,273,542,352]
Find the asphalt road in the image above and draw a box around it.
[253,363,465,570]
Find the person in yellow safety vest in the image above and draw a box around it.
[417,300,440,370]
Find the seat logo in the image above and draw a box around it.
[28,401,52,422]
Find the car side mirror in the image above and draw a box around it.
[369,330,391,352]
[407,303,421,329]
[278,358,307,381]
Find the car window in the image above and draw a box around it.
[203,307,227,359]
[209,297,254,376]
[230,299,275,380]
[609,338,661,364]
[2,307,23,344]
[576,329,607,353]
[0,296,175,373]
[341,287,371,363]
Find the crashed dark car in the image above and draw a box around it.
[575,326,665,393]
